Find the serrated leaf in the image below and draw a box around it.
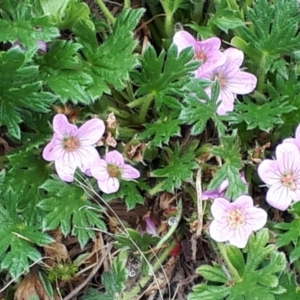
[0,48,57,138]
[140,115,181,147]
[197,265,228,283]
[208,135,246,200]
[73,8,145,99]
[151,144,198,193]
[225,245,245,276]
[0,0,59,50]
[132,44,199,111]
[275,272,300,299]
[38,178,106,248]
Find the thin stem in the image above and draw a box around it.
[96,0,116,25]
[124,0,131,9]
[139,93,154,123]
[217,242,242,282]
[257,53,267,92]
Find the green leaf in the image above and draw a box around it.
[140,114,182,147]
[275,272,300,299]
[150,143,198,193]
[0,48,57,138]
[208,134,246,200]
[0,201,53,278]
[189,229,286,300]
[225,97,296,132]
[131,44,199,111]
[240,0,300,56]
[73,8,145,99]
[0,0,59,50]
[38,178,106,248]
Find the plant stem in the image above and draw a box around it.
[160,0,174,38]
[191,0,205,24]
[138,93,154,123]
[124,0,131,9]
[217,242,242,282]
[257,52,267,92]
[96,0,116,25]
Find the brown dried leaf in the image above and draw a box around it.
[53,105,81,123]
[44,242,70,267]
[105,132,117,147]
[124,141,147,163]
[106,112,117,129]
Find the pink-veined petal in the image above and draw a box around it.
[209,219,234,242]
[76,146,101,174]
[77,118,105,145]
[226,71,257,94]
[90,159,110,181]
[54,156,77,182]
[121,164,140,180]
[257,159,280,185]
[196,50,226,77]
[43,134,63,161]
[105,150,125,166]
[216,89,235,115]
[229,225,252,248]
[282,138,300,151]
[266,183,292,211]
[276,143,300,174]
[233,195,253,209]
[98,177,120,194]
[211,197,231,219]
[173,31,196,53]
[223,48,244,67]
[53,114,78,139]
[202,190,222,200]
[246,207,267,231]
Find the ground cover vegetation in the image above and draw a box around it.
[1,0,300,299]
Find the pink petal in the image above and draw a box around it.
[173,30,196,53]
[90,159,110,181]
[226,71,257,94]
[216,89,235,115]
[211,197,231,219]
[97,177,120,194]
[105,150,125,166]
[37,40,47,52]
[229,225,252,248]
[198,37,222,50]
[76,146,101,174]
[218,178,229,193]
[224,48,244,67]
[54,156,77,182]
[121,164,140,180]
[53,114,78,139]
[232,195,253,209]
[257,159,280,185]
[266,183,292,211]
[202,190,222,200]
[295,124,300,141]
[43,134,63,161]
[209,219,235,242]
[196,50,226,77]
[77,118,105,145]
[276,143,300,174]
[283,138,300,150]
[246,207,267,231]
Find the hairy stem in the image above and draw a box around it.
[96,0,116,24]
[139,93,154,123]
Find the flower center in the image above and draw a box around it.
[215,73,227,89]
[281,173,297,190]
[107,164,121,178]
[227,209,245,229]
[194,51,206,62]
[62,136,80,152]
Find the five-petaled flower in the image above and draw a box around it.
[209,195,267,248]
[203,48,257,115]
[173,30,226,77]
[43,114,105,182]
[258,143,300,211]
[90,150,140,194]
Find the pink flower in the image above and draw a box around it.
[43,114,105,182]
[209,196,267,248]
[203,172,248,200]
[203,48,257,115]
[173,30,226,77]
[90,150,140,194]
[144,216,159,237]
[283,124,300,150]
[258,143,300,211]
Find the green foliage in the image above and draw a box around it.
[115,228,160,252]
[82,255,128,300]
[38,178,106,248]
[0,48,57,138]
[189,229,287,300]
[0,200,53,278]
[131,44,199,110]
[0,0,59,50]
[208,134,247,200]
[275,272,300,299]
[150,143,198,193]
[39,40,93,104]
[73,8,145,100]
[240,0,300,56]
